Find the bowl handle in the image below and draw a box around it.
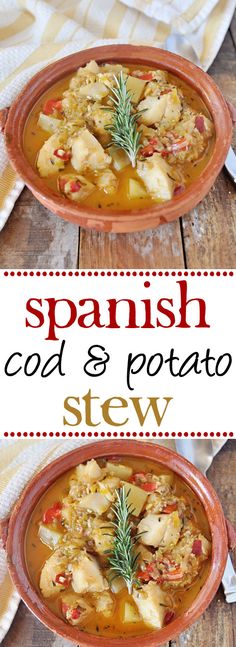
[0,517,9,549]
[226,517,236,551]
[226,100,236,125]
[0,108,9,133]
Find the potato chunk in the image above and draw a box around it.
[126,75,146,103]
[40,549,68,597]
[128,178,147,199]
[78,492,111,514]
[133,582,167,629]
[106,462,133,480]
[138,511,181,548]
[71,128,111,173]
[76,459,102,483]
[137,154,174,201]
[123,601,141,623]
[71,552,108,594]
[123,482,148,516]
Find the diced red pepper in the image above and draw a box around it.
[53,148,71,161]
[69,180,82,193]
[192,539,202,556]
[141,482,158,492]
[43,98,62,115]
[61,601,81,620]
[137,562,155,581]
[161,149,169,157]
[59,178,81,194]
[174,184,185,196]
[55,572,71,587]
[195,115,205,133]
[162,502,178,514]
[71,607,81,620]
[43,501,62,524]
[140,138,160,158]
[170,136,188,152]
[138,73,154,80]
[160,89,172,95]
[140,143,155,157]
[164,610,175,625]
[129,471,147,483]
[162,568,183,581]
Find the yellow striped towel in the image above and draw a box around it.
[0,0,235,231]
[0,437,225,640]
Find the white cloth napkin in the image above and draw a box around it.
[0,0,235,230]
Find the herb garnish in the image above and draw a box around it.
[105,72,142,168]
[106,486,141,594]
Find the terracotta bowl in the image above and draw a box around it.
[5,45,232,233]
[1,440,232,646]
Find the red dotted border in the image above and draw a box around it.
[3,431,234,438]
[2,270,234,277]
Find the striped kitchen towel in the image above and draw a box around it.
[0,0,235,230]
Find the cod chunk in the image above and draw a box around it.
[138,88,181,128]
[138,511,181,548]
[39,549,68,598]
[76,459,102,484]
[71,128,111,173]
[91,591,115,617]
[95,169,118,194]
[37,133,68,177]
[71,552,109,594]
[137,154,174,201]
[133,582,168,629]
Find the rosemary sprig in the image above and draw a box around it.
[106,486,141,594]
[105,72,142,168]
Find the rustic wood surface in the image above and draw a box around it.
[0,24,235,269]
[2,440,236,647]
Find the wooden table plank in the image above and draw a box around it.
[0,188,79,269]
[2,442,235,647]
[173,441,236,647]
[181,29,236,269]
[79,221,185,269]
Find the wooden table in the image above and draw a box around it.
[0,21,236,269]
[2,440,236,647]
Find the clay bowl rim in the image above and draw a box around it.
[6,439,228,647]
[5,44,232,233]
